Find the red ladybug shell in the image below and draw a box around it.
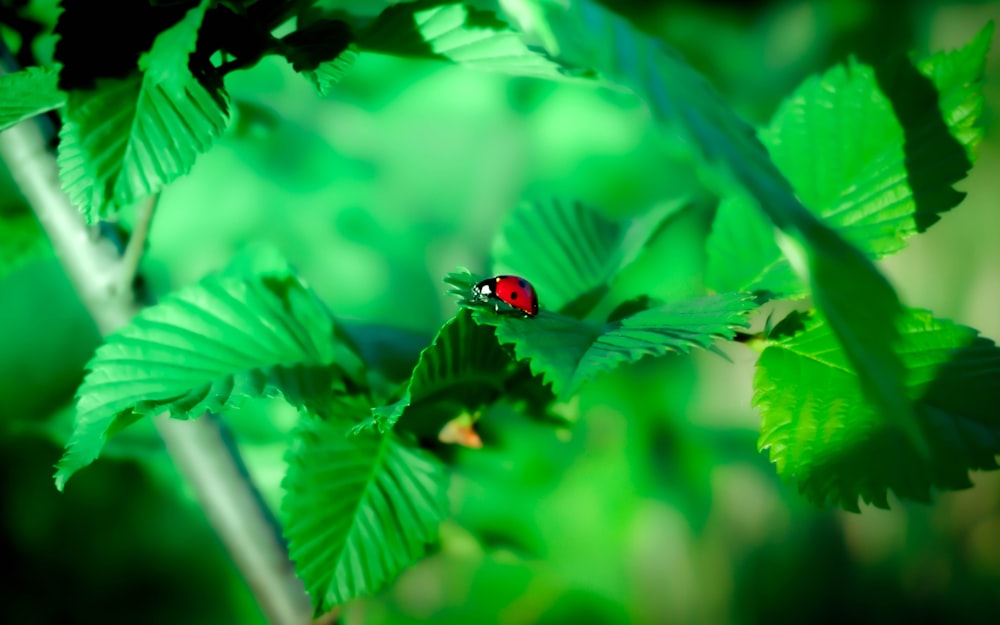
[474,275,539,317]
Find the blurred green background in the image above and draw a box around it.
[2,0,1000,623]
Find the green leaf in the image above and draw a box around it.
[491,198,689,320]
[54,264,340,490]
[755,309,1000,512]
[603,198,717,310]
[704,195,804,298]
[359,1,598,82]
[58,0,229,220]
[357,308,513,435]
[706,22,992,296]
[283,407,449,613]
[0,66,66,132]
[491,199,626,314]
[222,243,371,390]
[506,0,920,451]
[139,0,210,91]
[279,18,359,95]
[447,270,753,397]
[765,22,991,256]
[802,222,920,454]
[302,45,360,95]
[0,213,51,278]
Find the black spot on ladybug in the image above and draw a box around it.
[518,279,527,288]
[509,291,518,300]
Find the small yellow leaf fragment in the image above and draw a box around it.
[438,412,483,449]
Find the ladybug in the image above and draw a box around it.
[472,275,539,318]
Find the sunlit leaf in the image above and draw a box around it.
[0,66,65,132]
[447,270,752,397]
[355,308,513,435]
[360,1,598,82]
[283,405,449,613]
[504,0,919,451]
[771,27,990,254]
[57,0,229,220]
[54,262,341,490]
[706,22,992,296]
[755,309,1000,512]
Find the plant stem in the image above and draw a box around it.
[116,193,159,297]
[0,102,319,625]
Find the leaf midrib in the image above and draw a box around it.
[329,434,391,585]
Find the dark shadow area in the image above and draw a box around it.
[0,437,262,624]
[873,51,973,232]
[735,515,1000,625]
[53,0,191,90]
[917,336,1000,483]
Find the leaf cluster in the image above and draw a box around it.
[2,0,605,221]
[50,193,755,613]
[734,23,999,510]
[495,0,1000,512]
[2,0,997,617]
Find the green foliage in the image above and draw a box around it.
[282,407,449,614]
[278,17,358,95]
[7,1,998,620]
[358,308,513,435]
[358,1,596,82]
[54,256,343,490]
[756,309,1000,512]
[492,199,626,314]
[502,0,923,455]
[0,66,65,132]
[302,45,360,95]
[139,0,209,92]
[447,270,753,397]
[57,0,229,221]
[705,195,802,297]
[707,22,992,297]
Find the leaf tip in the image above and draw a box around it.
[53,467,70,492]
[977,19,996,46]
[348,416,377,436]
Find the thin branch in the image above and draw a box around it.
[116,192,159,297]
[0,101,317,625]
